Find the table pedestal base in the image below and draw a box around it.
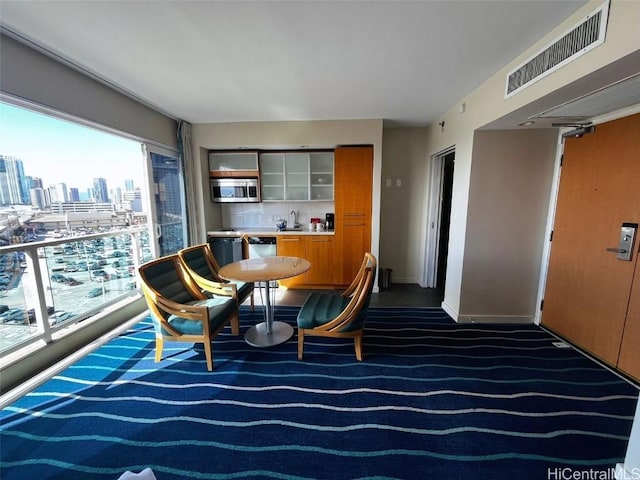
[245,321,294,347]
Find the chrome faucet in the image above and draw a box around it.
[290,210,299,228]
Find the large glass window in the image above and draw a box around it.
[0,101,182,355]
[144,148,188,256]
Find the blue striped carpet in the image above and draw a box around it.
[1,306,638,479]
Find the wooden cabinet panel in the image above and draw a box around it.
[340,222,371,283]
[335,146,373,285]
[276,235,337,287]
[335,146,373,218]
[276,236,306,287]
[305,236,336,285]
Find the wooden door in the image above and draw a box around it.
[542,114,640,367]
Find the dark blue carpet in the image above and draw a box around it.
[1,306,638,479]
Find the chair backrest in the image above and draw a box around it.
[178,244,222,283]
[138,255,203,307]
[325,253,377,332]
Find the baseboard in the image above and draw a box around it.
[441,301,458,321]
[457,314,534,324]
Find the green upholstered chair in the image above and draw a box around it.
[138,254,239,371]
[297,253,377,361]
[178,243,254,311]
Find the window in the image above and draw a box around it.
[0,101,182,356]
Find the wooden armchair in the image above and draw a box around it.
[178,243,254,311]
[297,253,377,361]
[138,254,239,371]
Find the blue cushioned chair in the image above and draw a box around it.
[178,243,254,311]
[138,254,239,371]
[297,253,377,361]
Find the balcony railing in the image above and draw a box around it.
[0,226,151,358]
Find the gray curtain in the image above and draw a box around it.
[177,120,201,244]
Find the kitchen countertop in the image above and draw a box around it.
[207,229,334,237]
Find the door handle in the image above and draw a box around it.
[607,222,637,261]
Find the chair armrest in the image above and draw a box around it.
[155,295,209,321]
[188,270,239,301]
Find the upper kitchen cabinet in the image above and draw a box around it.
[260,153,286,201]
[259,151,334,202]
[309,152,334,201]
[209,151,259,177]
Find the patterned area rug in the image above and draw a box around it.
[1,306,638,479]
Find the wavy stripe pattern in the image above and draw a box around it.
[1,306,638,480]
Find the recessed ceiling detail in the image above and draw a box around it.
[532,73,640,121]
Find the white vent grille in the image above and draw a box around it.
[505,2,609,98]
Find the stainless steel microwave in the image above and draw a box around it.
[210,178,260,203]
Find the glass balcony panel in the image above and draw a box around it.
[0,228,147,356]
[0,251,34,353]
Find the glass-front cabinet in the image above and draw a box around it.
[309,152,334,201]
[209,151,259,173]
[260,153,286,201]
[259,151,334,202]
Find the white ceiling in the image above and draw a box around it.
[0,0,588,127]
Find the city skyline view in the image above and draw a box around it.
[0,101,145,194]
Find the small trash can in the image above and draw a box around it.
[378,268,392,290]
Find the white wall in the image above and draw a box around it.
[192,120,384,267]
[459,129,559,322]
[423,0,640,319]
[380,128,429,283]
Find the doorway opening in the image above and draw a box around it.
[423,148,455,291]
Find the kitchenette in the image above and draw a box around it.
[207,146,373,289]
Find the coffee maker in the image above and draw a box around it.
[325,213,335,231]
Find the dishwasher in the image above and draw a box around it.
[246,236,277,259]
[246,237,278,308]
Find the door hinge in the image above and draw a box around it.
[540,299,544,311]
[560,154,564,167]
[549,230,553,242]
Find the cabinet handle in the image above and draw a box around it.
[344,213,365,217]
[311,239,330,242]
[281,238,300,242]
[345,222,365,226]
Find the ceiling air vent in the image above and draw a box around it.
[505,1,609,98]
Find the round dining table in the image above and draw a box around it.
[218,256,311,347]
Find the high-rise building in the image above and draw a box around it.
[49,183,69,203]
[124,179,135,191]
[69,187,80,202]
[30,187,47,210]
[92,177,109,203]
[30,177,44,189]
[112,187,122,205]
[0,158,10,205]
[0,155,30,205]
[123,187,143,212]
